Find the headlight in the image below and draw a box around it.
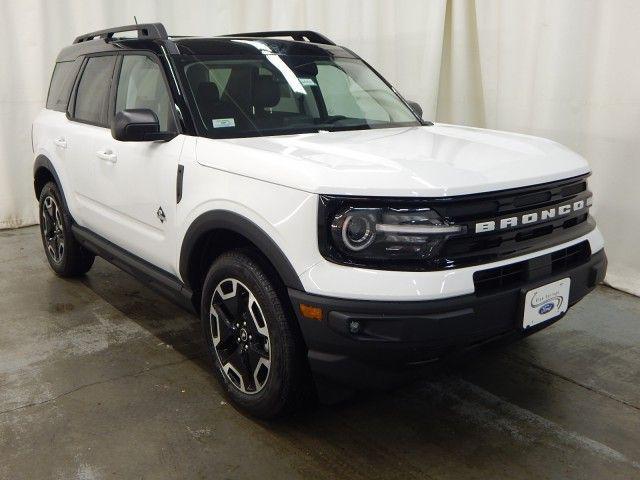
[319,197,467,269]
[340,210,377,251]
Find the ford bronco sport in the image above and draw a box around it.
[32,23,607,418]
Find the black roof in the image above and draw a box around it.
[172,37,354,58]
[56,23,354,62]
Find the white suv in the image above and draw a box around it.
[32,23,607,418]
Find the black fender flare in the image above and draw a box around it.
[179,210,304,291]
[33,155,70,213]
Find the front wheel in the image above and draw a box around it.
[200,250,310,418]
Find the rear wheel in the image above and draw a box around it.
[201,250,309,418]
[38,181,94,277]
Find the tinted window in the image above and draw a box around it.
[115,55,175,131]
[74,56,116,125]
[46,60,81,112]
[178,55,419,139]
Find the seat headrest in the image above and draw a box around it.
[197,82,220,104]
[187,63,210,88]
[253,76,281,108]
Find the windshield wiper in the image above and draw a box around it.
[316,124,372,133]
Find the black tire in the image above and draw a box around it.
[200,249,310,418]
[38,181,95,277]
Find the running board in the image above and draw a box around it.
[72,224,195,313]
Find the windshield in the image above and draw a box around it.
[175,51,421,139]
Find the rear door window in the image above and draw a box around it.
[73,55,116,126]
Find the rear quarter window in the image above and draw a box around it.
[46,59,82,112]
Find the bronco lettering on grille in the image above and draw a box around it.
[474,196,592,233]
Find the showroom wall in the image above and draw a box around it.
[0,0,637,296]
[436,0,640,296]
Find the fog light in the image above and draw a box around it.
[348,319,361,334]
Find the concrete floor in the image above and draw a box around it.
[1,226,639,480]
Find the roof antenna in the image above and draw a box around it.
[134,16,139,26]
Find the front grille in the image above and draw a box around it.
[431,174,594,269]
[473,240,591,295]
[318,174,595,272]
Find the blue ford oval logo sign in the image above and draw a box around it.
[538,302,555,315]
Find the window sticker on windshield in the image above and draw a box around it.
[299,78,316,87]
[212,118,235,128]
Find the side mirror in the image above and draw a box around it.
[407,100,423,119]
[112,108,176,142]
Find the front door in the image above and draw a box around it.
[91,53,184,273]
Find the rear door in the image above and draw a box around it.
[65,54,118,229]
[90,52,185,272]
[35,58,83,213]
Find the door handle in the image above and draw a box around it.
[54,138,67,149]
[96,149,117,163]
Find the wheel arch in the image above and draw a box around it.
[33,155,70,213]
[179,210,304,301]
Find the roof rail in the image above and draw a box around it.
[73,23,168,44]
[221,30,336,46]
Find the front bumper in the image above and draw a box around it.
[289,248,607,389]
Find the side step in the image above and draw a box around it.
[72,224,195,313]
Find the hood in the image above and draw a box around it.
[196,124,590,197]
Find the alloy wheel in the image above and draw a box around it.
[209,278,271,394]
[41,195,65,263]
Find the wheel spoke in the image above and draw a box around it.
[217,339,240,366]
[216,332,236,356]
[248,294,269,337]
[41,210,51,233]
[236,286,250,318]
[238,348,257,392]
[247,344,270,390]
[210,304,235,345]
[246,343,268,370]
[54,208,63,230]
[213,302,235,331]
[218,321,237,350]
[220,293,239,319]
[217,300,232,321]
[45,198,55,219]
[223,344,256,392]
[216,280,241,317]
[42,205,54,236]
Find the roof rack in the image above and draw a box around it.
[221,30,336,46]
[73,23,168,44]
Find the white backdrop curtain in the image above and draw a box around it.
[0,0,638,296]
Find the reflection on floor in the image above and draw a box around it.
[1,226,639,479]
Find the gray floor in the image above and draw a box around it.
[1,226,639,480]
